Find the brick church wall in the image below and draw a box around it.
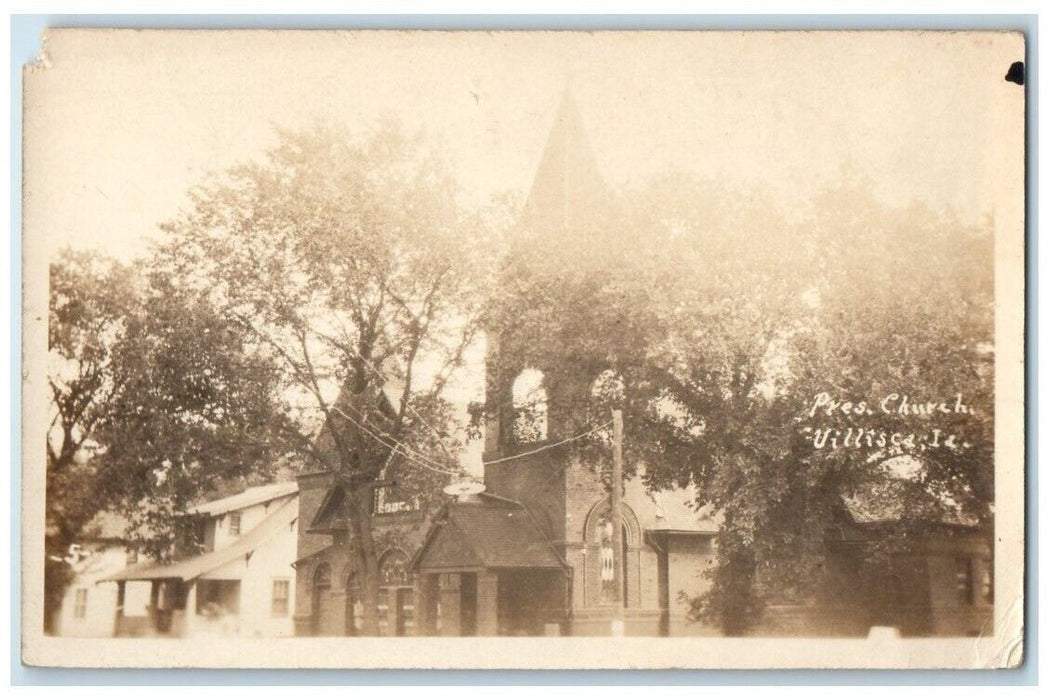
[293,469,433,636]
[484,447,568,543]
[293,471,335,636]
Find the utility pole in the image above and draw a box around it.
[611,408,625,636]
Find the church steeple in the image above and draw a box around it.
[521,88,607,235]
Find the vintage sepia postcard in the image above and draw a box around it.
[21,28,1025,669]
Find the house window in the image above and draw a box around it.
[955,557,974,605]
[73,588,88,619]
[271,579,290,616]
[229,513,241,536]
[979,559,994,604]
[125,548,138,565]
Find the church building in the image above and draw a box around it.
[294,91,994,639]
[408,91,720,636]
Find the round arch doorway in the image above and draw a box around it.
[311,562,332,636]
[344,550,416,636]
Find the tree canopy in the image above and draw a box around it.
[47,117,994,637]
[486,170,995,632]
[152,121,498,632]
[45,248,288,631]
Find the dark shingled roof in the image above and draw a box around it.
[190,481,298,517]
[307,485,351,534]
[101,497,297,582]
[413,494,565,571]
[843,478,977,527]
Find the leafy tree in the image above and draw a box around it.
[485,171,994,633]
[648,177,993,633]
[156,121,494,634]
[45,249,136,632]
[45,249,290,632]
[97,270,292,559]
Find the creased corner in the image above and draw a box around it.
[978,594,1024,669]
[24,28,52,73]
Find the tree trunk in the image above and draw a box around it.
[43,464,82,635]
[350,483,381,636]
[43,537,74,635]
[719,548,757,636]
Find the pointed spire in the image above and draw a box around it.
[522,87,607,235]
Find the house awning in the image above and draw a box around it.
[101,497,297,582]
[412,494,565,572]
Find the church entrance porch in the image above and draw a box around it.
[414,568,567,637]
[411,492,570,636]
[496,568,566,635]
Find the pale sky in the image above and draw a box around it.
[25,30,1024,476]
[26,30,1024,264]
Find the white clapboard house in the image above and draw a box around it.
[103,482,299,638]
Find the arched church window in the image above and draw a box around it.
[584,500,639,609]
[312,562,332,636]
[345,572,362,636]
[379,549,412,586]
[512,368,548,443]
[314,562,332,588]
[597,517,631,607]
[377,549,414,636]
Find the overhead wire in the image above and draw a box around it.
[483,420,613,465]
[338,341,467,462]
[328,403,462,477]
[313,331,614,478]
[331,396,455,472]
[512,420,617,495]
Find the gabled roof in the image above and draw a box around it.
[190,481,298,517]
[412,494,565,571]
[843,478,978,528]
[307,485,351,533]
[293,543,338,567]
[522,88,607,235]
[641,489,719,535]
[306,376,404,477]
[841,457,980,528]
[620,473,719,535]
[102,497,298,582]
